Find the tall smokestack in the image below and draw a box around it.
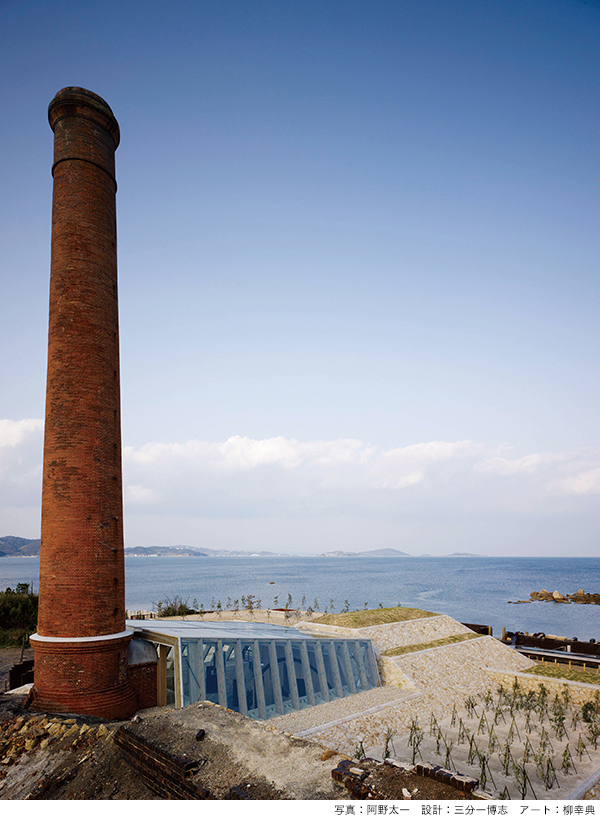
[29,88,136,719]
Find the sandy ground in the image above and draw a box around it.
[365,689,600,800]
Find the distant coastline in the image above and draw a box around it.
[1,536,484,559]
[121,546,487,558]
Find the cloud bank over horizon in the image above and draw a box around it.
[1,418,599,556]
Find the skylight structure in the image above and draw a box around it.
[128,619,380,719]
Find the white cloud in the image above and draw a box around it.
[215,435,366,470]
[124,436,482,489]
[557,468,600,496]
[124,435,367,471]
[476,453,563,476]
[370,440,480,489]
[0,419,44,510]
[123,440,214,466]
[0,419,43,448]
[126,484,161,504]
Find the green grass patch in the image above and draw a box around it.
[526,663,600,686]
[0,628,32,648]
[0,584,37,646]
[382,632,479,656]
[312,605,437,628]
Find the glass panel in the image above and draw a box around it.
[361,640,379,687]
[276,642,295,713]
[165,646,175,707]
[290,643,304,695]
[275,643,288,698]
[352,641,367,690]
[222,642,240,711]
[305,643,325,704]
[181,639,203,707]
[241,642,258,715]
[290,642,308,707]
[202,640,219,704]
[180,641,190,707]
[346,642,363,691]
[320,642,338,699]
[335,642,350,694]
[259,641,276,716]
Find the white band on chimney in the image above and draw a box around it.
[30,629,133,643]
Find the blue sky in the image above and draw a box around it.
[1,0,599,555]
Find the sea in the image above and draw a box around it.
[1,555,599,641]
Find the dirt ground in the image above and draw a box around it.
[351,759,476,800]
[0,692,473,801]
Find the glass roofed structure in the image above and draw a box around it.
[127,619,380,720]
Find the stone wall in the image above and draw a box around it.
[391,636,532,713]
[358,615,474,653]
[489,668,600,709]
[378,656,417,689]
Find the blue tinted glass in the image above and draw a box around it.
[259,641,275,709]
[202,640,219,704]
[131,621,380,718]
[305,643,323,699]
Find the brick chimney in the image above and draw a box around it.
[29,88,137,719]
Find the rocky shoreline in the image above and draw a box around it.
[529,588,600,604]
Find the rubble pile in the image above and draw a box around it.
[0,712,113,798]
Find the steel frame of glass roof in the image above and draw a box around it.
[127,619,380,719]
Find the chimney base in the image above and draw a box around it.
[29,633,137,720]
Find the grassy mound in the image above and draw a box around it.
[382,632,479,656]
[311,605,437,628]
[526,663,600,686]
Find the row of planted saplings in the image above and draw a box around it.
[155,592,367,617]
[395,681,600,800]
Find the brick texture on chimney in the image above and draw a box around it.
[29,88,137,719]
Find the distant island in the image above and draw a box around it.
[125,546,484,558]
[318,548,410,557]
[1,536,487,559]
[124,545,289,557]
[0,536,41,557]
[125,546,208,557]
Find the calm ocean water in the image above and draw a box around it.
[2,555,599,640]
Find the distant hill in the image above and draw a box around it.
[128,545,412,558]
[0,539,290,558]
[1,538,485,560]
[320,548,410,557]
[0,536,41,556]
[125,546,208,557]
[125,545,288,557]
